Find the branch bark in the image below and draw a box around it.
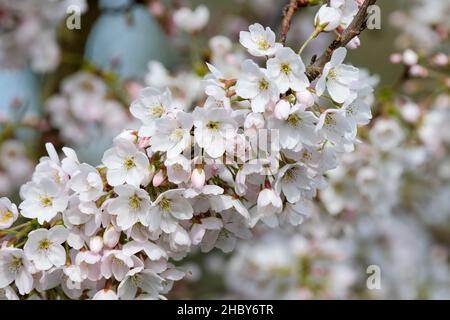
[306,0,377,80]
[279,0,312,45]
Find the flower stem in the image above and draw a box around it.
[298,28,321,56]
[5,220,34,232]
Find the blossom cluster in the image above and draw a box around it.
[0,8,375,298]
[0,0,87,72]
[46,72,132,147]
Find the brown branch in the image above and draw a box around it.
[279,0,312,45]
[307,0,377,80]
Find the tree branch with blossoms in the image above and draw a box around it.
[0,1,380,300]
[279,0,314,45]
[306,0,377,80]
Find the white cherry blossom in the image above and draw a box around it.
[316,48,359,103]
[102,138,150,187]
[239,23,282,57]
[24,226,68,271]
[267,47,309,93]
[235,60,280,112]
[0,197,18,229]
[108,184,151,230]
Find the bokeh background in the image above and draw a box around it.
[1,0,449,299]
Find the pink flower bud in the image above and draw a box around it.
[296,90,315,108]
[314,5,342,32]
[103,225,120,248]
[390,53,402,64]
[400,102,421,123]
[409,65,428,78]
[191,168,206,190]
[274,100,290,120]
[346,36,360,50]
[113,130,137,143]
[403,49,418,66]
[432,53,448,66]
[89,236,104,253]
[125,81,144,100]
[152,169,165,187]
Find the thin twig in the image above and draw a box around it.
[307,0,377,80]
[279,0,311,45]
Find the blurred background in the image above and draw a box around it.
[1,0,449,299]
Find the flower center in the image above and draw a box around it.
[169,128,185,142]
[206,121,220,131]
[150,105,164,118]
[129,195,141,209]
[159,197,172,213]
[302,150,312,161]
[287,113,301,127]
[346,106,353,116]
[40,196,53,207]
[80,80,95,92]
[328,69,337,80]
[284,168,298,182]
[123,157,136,169]
[0,211,13,223]
[38,238,52,251]
[281,63,290,74]
[257,39,270,50]
[172,163,183,172]
[9,257,22,273]
[324,113,336,126]
[259,79,269,91]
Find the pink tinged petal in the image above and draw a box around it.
[161,269,185,281]
[251,94,268,113]
[282,182,301,203]
[47,245,66,267]
[101,259,113,279]
[107,168,127,186]
[172,227,191,246]
[261,214,279,228]
[126,168,144,187]
[147,208,162,232]
[118,278,137,300]
[142,242,167,260]
[160,215,177,234]
[239,31,254,49]
[315,74,327,96]
[327,80,350,103]
[112,259,128,281]
[117,212,137,230]
[190,224,206,245]
[15,269,33,295]
[170,200,193,220]
[205,133,226,158]
[48,225,69,244]
[33,251,54,271]
[330,47,347,66]
[0,262,15,288]
[201,217,223,230]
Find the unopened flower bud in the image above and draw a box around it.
[89,236,104,253]
[152,169,165,187]
[296,90,315,108]
[403,49,418,66]
[346,36,360,50]
[432,53,448,66]
[409,65,428,78]
[314,5,342,32]
[390,53,403,64]
[274,100,290,120]
[103,225,120,248]
[191,167,206,190]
